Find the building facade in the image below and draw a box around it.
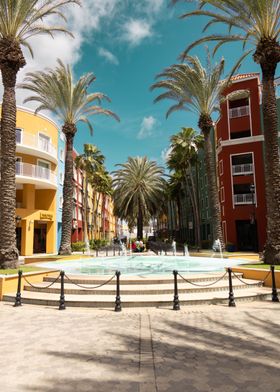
[216,73,266,251]
[14,106,58,255]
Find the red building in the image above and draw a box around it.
[71,149,84,243]
[216,73,266,251]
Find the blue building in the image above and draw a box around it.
[56,131,66,251]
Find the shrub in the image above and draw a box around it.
[71,241,86,252]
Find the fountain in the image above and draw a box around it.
[184,244,189,257]
[212,239,223,259]
[172,240,177,256]
[120,241,127,257]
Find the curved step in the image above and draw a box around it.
[23,279,263,295]
[3,287,271,307]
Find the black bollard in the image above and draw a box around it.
[271,266,279,302]
[14,270,23,307]
[228,268,236,307]
[115,271,122,312]
[173,270,180,310]
[59,271,66,310]
[113,247,116,256]
[106,247,108,257]
[165,249,167,256]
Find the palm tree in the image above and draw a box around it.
[113,157,165,239]
[167,127,204,248]
[0,0,80,268]
[20,60,119,255]
[172,0,280,262]
[151,56,231,249]
[75,144,105,252]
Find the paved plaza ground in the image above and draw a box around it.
[0,301,279,392]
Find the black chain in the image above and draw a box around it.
[178,271,228,287]
[232,270,270,286]
[22,273,60,289]
[64,273,115,289]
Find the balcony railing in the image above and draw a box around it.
[16,162,57,184]
[229,105,250,119]
[16,129,57,158]
[232,163,253,175]
[234,193,253,205]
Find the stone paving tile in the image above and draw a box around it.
[0,302,280,392]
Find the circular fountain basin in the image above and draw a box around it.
[37,255,245,276]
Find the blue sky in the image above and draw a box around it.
[15,0,264,172]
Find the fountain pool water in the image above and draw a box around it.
[37,255,245,276]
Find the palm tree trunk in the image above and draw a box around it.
[260,62,280,264]
[188,169,201,248]
[199,118,224,250]
[0,65,19,268]
[137,208,143,239]
[83,176,90,253]
[59,126,75,255]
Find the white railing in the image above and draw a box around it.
[232,163,253,175]
[16,129,57,158]
[16,162,57,185]
[229,105,250,119]
[234,193,253,205]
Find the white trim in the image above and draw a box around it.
[231,151,254,176]
[252,152,257,207]
[220,186,225,202]
[229,154,234,209]
[221,135,264,147]
[37,158,50,170]
[219,160,223,176]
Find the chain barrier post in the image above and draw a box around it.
[59,271,66,310]
[228,268,236,307]
[113,247,116,256]
[173,270,180,310]
[271,266,279,302]
[106,247,108,257]
[115,270,122,312]
[118,247,121,256]
[165,249,167,256]
[14,270,23,307]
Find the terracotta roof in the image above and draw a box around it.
[230,73,259,81]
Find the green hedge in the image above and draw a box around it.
[71,241,86,252]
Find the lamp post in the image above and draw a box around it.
[249,184,257,252]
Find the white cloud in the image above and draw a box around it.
[98,47,119,65]
[122,19,153,46]
[137,116,157,139]
[144,0,165,14]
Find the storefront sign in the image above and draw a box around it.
[40,212,53,221]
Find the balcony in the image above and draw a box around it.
[16,129,57,164]
[16,162,57,189]
[232,163,254,175]
[229,105,250,119]
[234,193,253,205]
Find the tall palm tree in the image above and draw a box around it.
[75,144,105,252]
[113,157,166,239]
[172,0,280,262]
[0,0,80,268]
[151,56,231,249]
[20,60,119,255]
[167,127,204,248]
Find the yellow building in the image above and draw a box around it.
[14,106,58,256]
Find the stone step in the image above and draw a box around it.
[3,286,272,308]
[23,279,263,295]
[43,272,244,286]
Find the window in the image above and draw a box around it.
[59,148,64,161]
[59,172,63,185]
[16,128,23,144]
[219,160,223,176]
[59,196,63,209]
[37,160,50,180]
[15,157,22,175]
[39,133,51,153]
[220,187,225,202]
[230,130,251,139]
[78,207,83,221]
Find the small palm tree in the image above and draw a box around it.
[151,56,230,249]
[113,157,166,239]
[172,0,280,262]
[0,0,80,268]
[21,60,119,255]
[167,127,204,248]
[75,144,105,252]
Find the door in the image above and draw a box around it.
[33,223,47,253]
[39,133,51,153]
[37,160,50,180]
[236,220,258,252]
